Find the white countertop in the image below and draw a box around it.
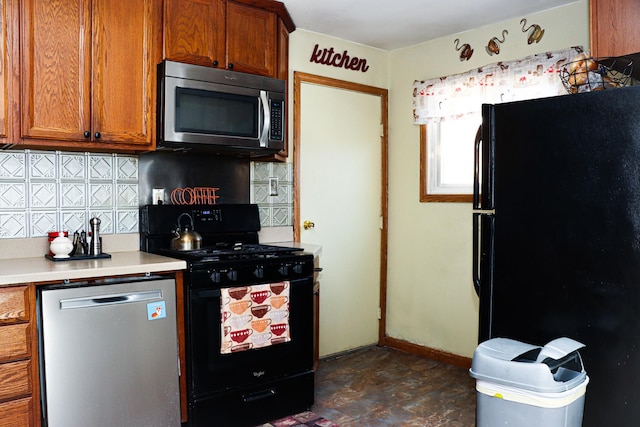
[0,252,187,286]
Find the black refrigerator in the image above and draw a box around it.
[473,84,640,427]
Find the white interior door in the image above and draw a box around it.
[298,81,383,357]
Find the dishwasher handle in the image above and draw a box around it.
[60,290,163,310]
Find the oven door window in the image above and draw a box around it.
[188,277,314,397]
[175,87,259,138]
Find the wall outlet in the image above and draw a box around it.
[152,188,165,205]
[269,177,278,196]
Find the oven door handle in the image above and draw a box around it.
[196,289,221,298]
[243,388,276,403]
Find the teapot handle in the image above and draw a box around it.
[177,212,195,230]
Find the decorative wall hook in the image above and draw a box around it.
[486,30,508,55]
[454,38,474,61]
[520,19,545,44]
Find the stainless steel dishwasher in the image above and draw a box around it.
[38,277,181,427]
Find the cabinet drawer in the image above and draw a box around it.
[0,324,29,362]
[0,287,28,323]
[0,397,32,427]
[0,360,31,401]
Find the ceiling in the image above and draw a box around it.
[280,0,579,51]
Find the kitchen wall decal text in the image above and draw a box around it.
[309,44,370,72]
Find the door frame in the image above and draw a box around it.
[292,71,389,345]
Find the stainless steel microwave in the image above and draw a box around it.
[157,61,286,155]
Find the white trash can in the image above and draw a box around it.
[469,337,589,427]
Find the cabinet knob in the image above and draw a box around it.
[84,131,90,138]
[94,132,101,139]
[213,60,219,67]
[228,63,234,69]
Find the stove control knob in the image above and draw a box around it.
[254,266,264,279]
[227,269,238,281]
[210,271,221,283]
[293,262,304,274]
[278,264,290,276]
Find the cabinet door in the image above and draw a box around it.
[226,1,277,77]
[0,0,18,144]
[92,0,160,145]
[590,0,640,57]
[164,0,226,68]
[0,397,33,427]
[0,286,28,324]
[20,0,91,141]
[276,17,289,81]
[0,0,5,142]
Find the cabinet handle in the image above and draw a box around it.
[84,131,90,138]
[213,60,219,67]
[95,132,101,139]
[228,63,234,69]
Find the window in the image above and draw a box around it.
[414,47,581,203]
[420,114,479,202]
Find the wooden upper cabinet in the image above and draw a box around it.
[226,1,277,77]
[590,0,640,58]
[276,17,289,81]
[20,0,161,151]
[164,0,226,67]
[164,0,294,79]
[21,0,91,142]
[0,0,5,143]
[91,0,159,145]
[0,0,19,146]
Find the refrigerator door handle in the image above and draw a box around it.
[473,125,482,210]
[472,212,481,296]
[473,211,495,297]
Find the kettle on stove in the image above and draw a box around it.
[171,213,202,251]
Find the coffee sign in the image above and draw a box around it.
[309,44,370,72]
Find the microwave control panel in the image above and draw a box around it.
[270,100,284,141]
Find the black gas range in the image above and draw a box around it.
[140,204,315,427]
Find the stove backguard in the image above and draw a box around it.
[140,204,262,253]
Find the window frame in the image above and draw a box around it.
[420,124,473,203]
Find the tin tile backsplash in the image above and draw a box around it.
[0,150,139,238]
[250,162,293,227]
[0,149,293,239]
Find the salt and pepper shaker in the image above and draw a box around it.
[89,217,101,255]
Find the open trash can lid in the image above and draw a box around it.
[469,337,587,393]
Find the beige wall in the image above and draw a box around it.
[289,0,590,359]
[386,0,589,357]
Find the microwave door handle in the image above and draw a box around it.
[259,90,270,148]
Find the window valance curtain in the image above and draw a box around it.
[412,46,583,124]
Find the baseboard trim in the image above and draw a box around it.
[383,337,472,370]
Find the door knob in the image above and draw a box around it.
[303,220,315,230]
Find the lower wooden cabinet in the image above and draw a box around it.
[0,285,37,427]
[0,324,30,361]
[0,360,31,401]
[0,397,33,427]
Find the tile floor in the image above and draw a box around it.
[311,346,477,426]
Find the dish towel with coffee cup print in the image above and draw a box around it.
[220,281,291,354]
